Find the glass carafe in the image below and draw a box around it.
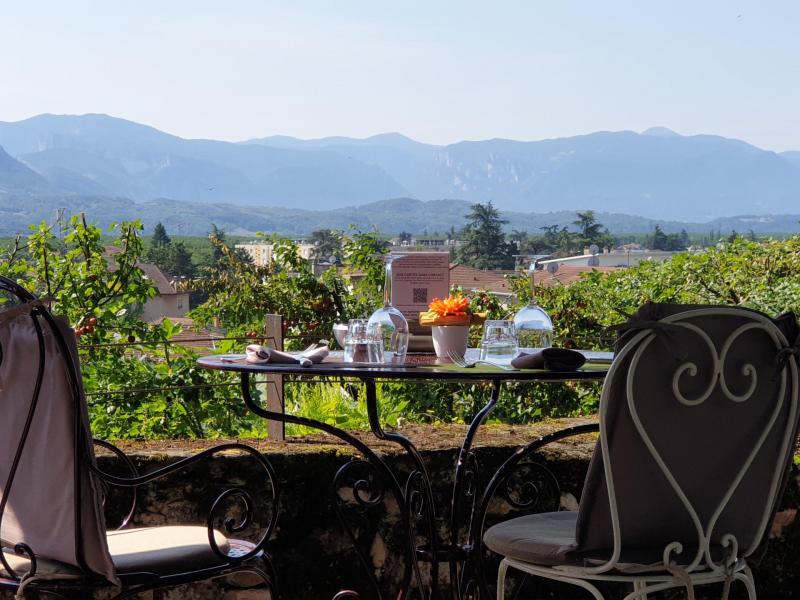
[367,254,410,362]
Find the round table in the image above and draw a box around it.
[198,350,611,600]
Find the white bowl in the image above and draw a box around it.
[332,323,349,349]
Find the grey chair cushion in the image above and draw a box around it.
[107,526,247,574]
[484,512,579,567]
[575,304,799,560]
[484,305,799,576]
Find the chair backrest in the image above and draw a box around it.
[0,277,116,584]
[574,303,800,574]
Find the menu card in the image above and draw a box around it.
[390,252,450,334]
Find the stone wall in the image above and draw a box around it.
[5,421,799,599]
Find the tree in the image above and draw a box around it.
[509,229,529,251]
[308,229,344,264]
[456,202,514,269]
[664,233,683,251]
[397,231,413,245]
[170,241,196,278]
[146,222,173,270]
[209,224,227,264]
[573,211,602,242]
[151,222,171,246]
[649,225,669,250]
[572,210,614,250]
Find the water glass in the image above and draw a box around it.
[367,318,409,363]
[480,320,519,365]
[343,319,384,363]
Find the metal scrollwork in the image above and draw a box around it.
[332,591,362,600]
[668,322,764,407]
[207,487,254,554]
[502,461,560,512]
[614,309,796,580]
[333,459,389,600]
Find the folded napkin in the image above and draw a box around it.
[511,348,586,371]
[245,343,329,365]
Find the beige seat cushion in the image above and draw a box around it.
[3,527,256,581]
[1,547,81,580]
[106,526,241,574]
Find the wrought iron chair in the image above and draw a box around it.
[0,276,278,599]
[483,304,800,599]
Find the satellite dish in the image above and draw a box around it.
[589,244,600,255]
[588,255,600,267]
[546,263,559,275]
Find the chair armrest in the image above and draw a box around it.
[90,440,279,564]
[470,422,598,541]
[465,423,598,596]
[93,438,140,530]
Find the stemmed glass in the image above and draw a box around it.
[367,254,410,362]
[513,264,553,349]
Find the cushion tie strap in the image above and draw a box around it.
[776,340,799,371]
[665,564,696,600]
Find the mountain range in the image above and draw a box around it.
[1,113,799,221]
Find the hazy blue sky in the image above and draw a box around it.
[1,1,798,150]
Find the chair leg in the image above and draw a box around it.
[632,580,648,600]
[501,560,607,600]
[497,558,509,600]
[734,565,757,600]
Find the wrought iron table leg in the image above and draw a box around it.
[240,372,419,599]
[363,378,438,600]
[450,380,502,599]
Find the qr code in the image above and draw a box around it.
[413,287,428,304]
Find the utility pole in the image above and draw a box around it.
[55,207,67,239]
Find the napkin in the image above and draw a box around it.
[245,343,329,365]
[511,348,587,371]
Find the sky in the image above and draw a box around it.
[1,1,799,151]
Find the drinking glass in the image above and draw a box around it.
[367,255,409,362]
[480,320,519,365]
[343,319,384,363]
[514,268,553,348]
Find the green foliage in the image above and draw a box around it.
[510,236,800,350]
[1,215,154,328]
[4,213,798,440]
[457,202,515,269]
[0,217,263,439]
[144,222,198,277]
[308,229,344,264]
[190,230,387,344]
[572,210,613,250]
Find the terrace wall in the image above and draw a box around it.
[6,420,799,599]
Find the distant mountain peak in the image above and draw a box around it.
[641,126,681,138]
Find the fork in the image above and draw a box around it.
[447,350,515,370]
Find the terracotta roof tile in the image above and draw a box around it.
[532,265,622,287]
[448,264,516,295]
